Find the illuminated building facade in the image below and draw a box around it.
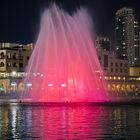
[96,36,129,76]
[0,43,33,93]
[115,7,139,66]
[96,36,140,96]
[0,43,33,72]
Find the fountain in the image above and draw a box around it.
[21,4,107,102]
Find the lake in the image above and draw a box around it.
[0,103,140,139]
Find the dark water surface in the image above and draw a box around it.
[0,103,140,139]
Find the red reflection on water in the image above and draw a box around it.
[29,106,105,139]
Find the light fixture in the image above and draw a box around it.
[27,83,32,87]
[48,84,53,87]
[12,71,17,76]
[11,82,17,87]
[61,84,67,87]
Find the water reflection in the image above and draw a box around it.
[0,104,140,139]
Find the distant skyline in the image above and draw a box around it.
[0,0,139,44]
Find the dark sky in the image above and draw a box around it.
[0,0,139,44]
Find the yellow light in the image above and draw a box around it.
[12,71,17,76]
[114,76,116,80]
[105,76,108,80]
[123,77,126,80]
[118,77,121,80]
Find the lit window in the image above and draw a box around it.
[134,58,138,60]
[122,42,126,45]
[11,82,17,87]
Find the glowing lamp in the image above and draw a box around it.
[27,83,32,87]
[11,82,17,87]
[61,84,67,87]
[12,71,17,76]
[48,84,53,87]
[0,87,3,91]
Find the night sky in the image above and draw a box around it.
[0,0,139,44]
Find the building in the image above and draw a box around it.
[96,37,110,51]
[108,54,128,76]
[0,43,33,73]
[115,7,139,66]
[96,37,110,74]
[0,43,33,93]
[96,36,129,76]
[96,36,140,96]
[139,28,140,59]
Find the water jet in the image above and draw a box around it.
[21,4,107,102]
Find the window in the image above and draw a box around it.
[7,62,11,67]
[115,62,118,67]
[104,55,108,67]
[110,62,113,66]
[19,55,23,60]
[111,68,113,72]
[13,53,17,59]
[19,63,23,68]
[120,63,123,67]
[125,69,128,73]
[124,63,128,67]
[7,53,11,59]
[13,63,18,67]
[0,52,5,59]
[0,62,5,67]
[27,56,30,60]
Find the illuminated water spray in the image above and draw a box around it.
[21,4,107,102]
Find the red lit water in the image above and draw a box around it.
[21,4,107,102]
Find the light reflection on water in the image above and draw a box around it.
[0,104,140,139]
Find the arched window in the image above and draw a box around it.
[0,52,5,59]
[13,63,18,67]
[7,53,11,59]
[7,62,11,67]
[13,53,17,59]
[0,62,5,67]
